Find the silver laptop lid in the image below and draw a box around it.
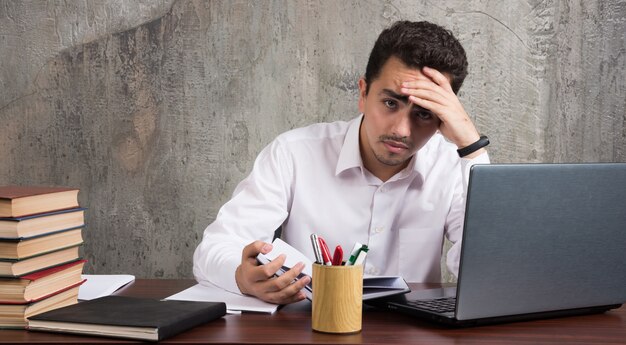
[456,163,626,320]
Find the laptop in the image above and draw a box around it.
[367,163,626,326]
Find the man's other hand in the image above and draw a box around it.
[235,240,310,305]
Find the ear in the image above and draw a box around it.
[358,78,367,113]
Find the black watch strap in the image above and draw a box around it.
[457,135,489,157]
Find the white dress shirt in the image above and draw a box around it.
[193,115,490,293]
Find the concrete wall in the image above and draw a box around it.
[1,0,624,280]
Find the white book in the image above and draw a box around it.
[257,238,410,301]
[79,274,135,300]
[165,282,279,314]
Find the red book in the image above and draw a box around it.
[0,186,79,218]
[0,260,86,304]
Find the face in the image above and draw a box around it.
[358,56,444,179]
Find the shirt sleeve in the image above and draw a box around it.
[444,151,490,277]
[192,138,294,293]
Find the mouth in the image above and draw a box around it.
[382,140,410,154]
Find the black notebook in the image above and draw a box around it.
[27,295,227,341]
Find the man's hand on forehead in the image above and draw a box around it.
[399,66,481,150]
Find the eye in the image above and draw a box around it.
[413,106,434,121]
[383,99,397,109]
[416,111,433,120]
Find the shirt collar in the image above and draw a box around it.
[335,114,365,176]
[335,114,432,182]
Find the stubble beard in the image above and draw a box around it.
[374,135,414,167]
[372,151,405,166]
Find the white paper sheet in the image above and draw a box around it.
[78,274,136,300]
[264,238,314,276]
[165,282,279,314]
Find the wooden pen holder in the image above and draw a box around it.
[311,263,363,334]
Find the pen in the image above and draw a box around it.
[332,245,343,266]
[310,234,323,264]
[353,245,369,265]
[317,237,333,266]
[346,242,363,266]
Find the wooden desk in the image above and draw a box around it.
[1,279,624,344]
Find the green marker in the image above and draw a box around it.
[347,243,368,265]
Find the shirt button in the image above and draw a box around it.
[379,187,386,193]
[374,226,384,233]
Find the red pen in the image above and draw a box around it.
[332,245,343,266]
[318,237,332,266]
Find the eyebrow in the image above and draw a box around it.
[380,89,409,105]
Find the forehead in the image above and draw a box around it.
[377,56,425,86]
[371,56,452,91]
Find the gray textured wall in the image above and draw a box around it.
[1,0,624,280]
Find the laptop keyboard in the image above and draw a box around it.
[406,297,456,313]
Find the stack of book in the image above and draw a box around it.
[0,186,86,329]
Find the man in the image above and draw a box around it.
[193,21,490,305]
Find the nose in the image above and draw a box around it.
[391,112,412,139]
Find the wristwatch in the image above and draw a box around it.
[457,135,489,158]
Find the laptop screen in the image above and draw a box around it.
[455,163,626,320]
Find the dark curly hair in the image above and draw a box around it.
[364,21,468,94]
